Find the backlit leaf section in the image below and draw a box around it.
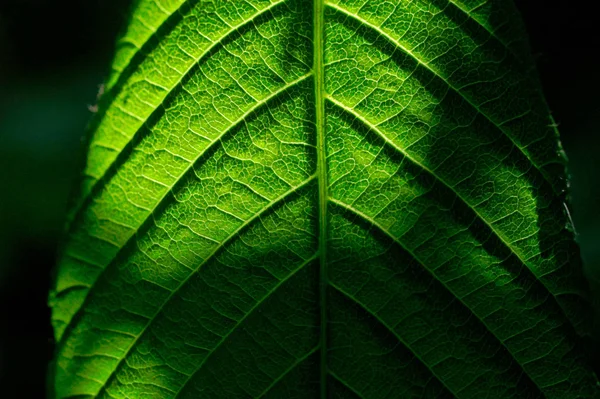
[49,0,599,398]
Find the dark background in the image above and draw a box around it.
[0,1,598,397]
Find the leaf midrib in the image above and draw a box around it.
[313,1,329,399]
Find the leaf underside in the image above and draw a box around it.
[50,0,599,398]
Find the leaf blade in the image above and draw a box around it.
[51,0,599,398]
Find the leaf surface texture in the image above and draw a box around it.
[50,0,599,398]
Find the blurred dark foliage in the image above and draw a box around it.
[0,0,598,397]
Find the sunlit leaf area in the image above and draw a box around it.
[1,1,599,398]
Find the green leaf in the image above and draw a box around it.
[49,0,599,397]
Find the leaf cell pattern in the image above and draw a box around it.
[50,0,598,398]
